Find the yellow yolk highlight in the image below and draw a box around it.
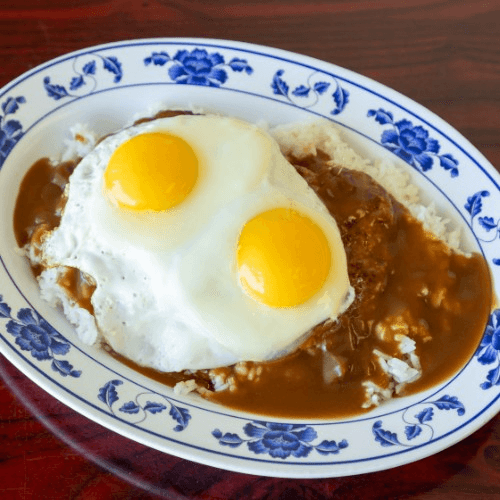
[104,132,198,211]
[237,208,332,308]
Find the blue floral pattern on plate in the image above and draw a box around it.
[144,48,253,87]
[475,309,500,390]
[0,295,80,377]
[44,54,123,100]
[368,108,459,176]
[271,69,349,115]
[98,379,191,431]
[464,190,500,265]
[372,395,465,447]
[213,421,348,459]
[0,96,25,169]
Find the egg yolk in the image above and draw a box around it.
[237,208,332,307]
[104,132,198,211]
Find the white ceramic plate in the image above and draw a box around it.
[1,38,499,478]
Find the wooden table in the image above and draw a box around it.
[1,1,500,498]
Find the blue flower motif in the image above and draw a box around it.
[144,48,252,88]
[477,310,500,362]
[463,191,500,264]
[1,296,81,377]
[170,49,227,86]
[271,69,349,115]
[475,309,500,389]
[14,319,58,360]
[368,108,459,177]
[97,379,191,431]
[212,421,348,459]
[7,309,66,359]
[245,422,317,459]
[381,120,439,170]
[0,96,26,169]
[373,395,465,447]
[44,55,123,101]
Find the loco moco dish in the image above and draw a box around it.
[14,111,491,418]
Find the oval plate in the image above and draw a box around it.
[1,38,499,478]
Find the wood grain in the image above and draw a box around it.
[1,1,500,498]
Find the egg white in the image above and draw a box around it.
[40,114,353,372]
[92,115,270,251]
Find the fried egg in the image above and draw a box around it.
[40,114,354,372]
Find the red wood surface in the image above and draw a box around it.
[1,1,500,498]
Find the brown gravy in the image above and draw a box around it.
[13,123,492,419]
[14,158,75,249]
[207,154,492,417]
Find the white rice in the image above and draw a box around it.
[37,267,100,345]
[60,123,97,162]
[270,119,462,251]
[173,379,199,396]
